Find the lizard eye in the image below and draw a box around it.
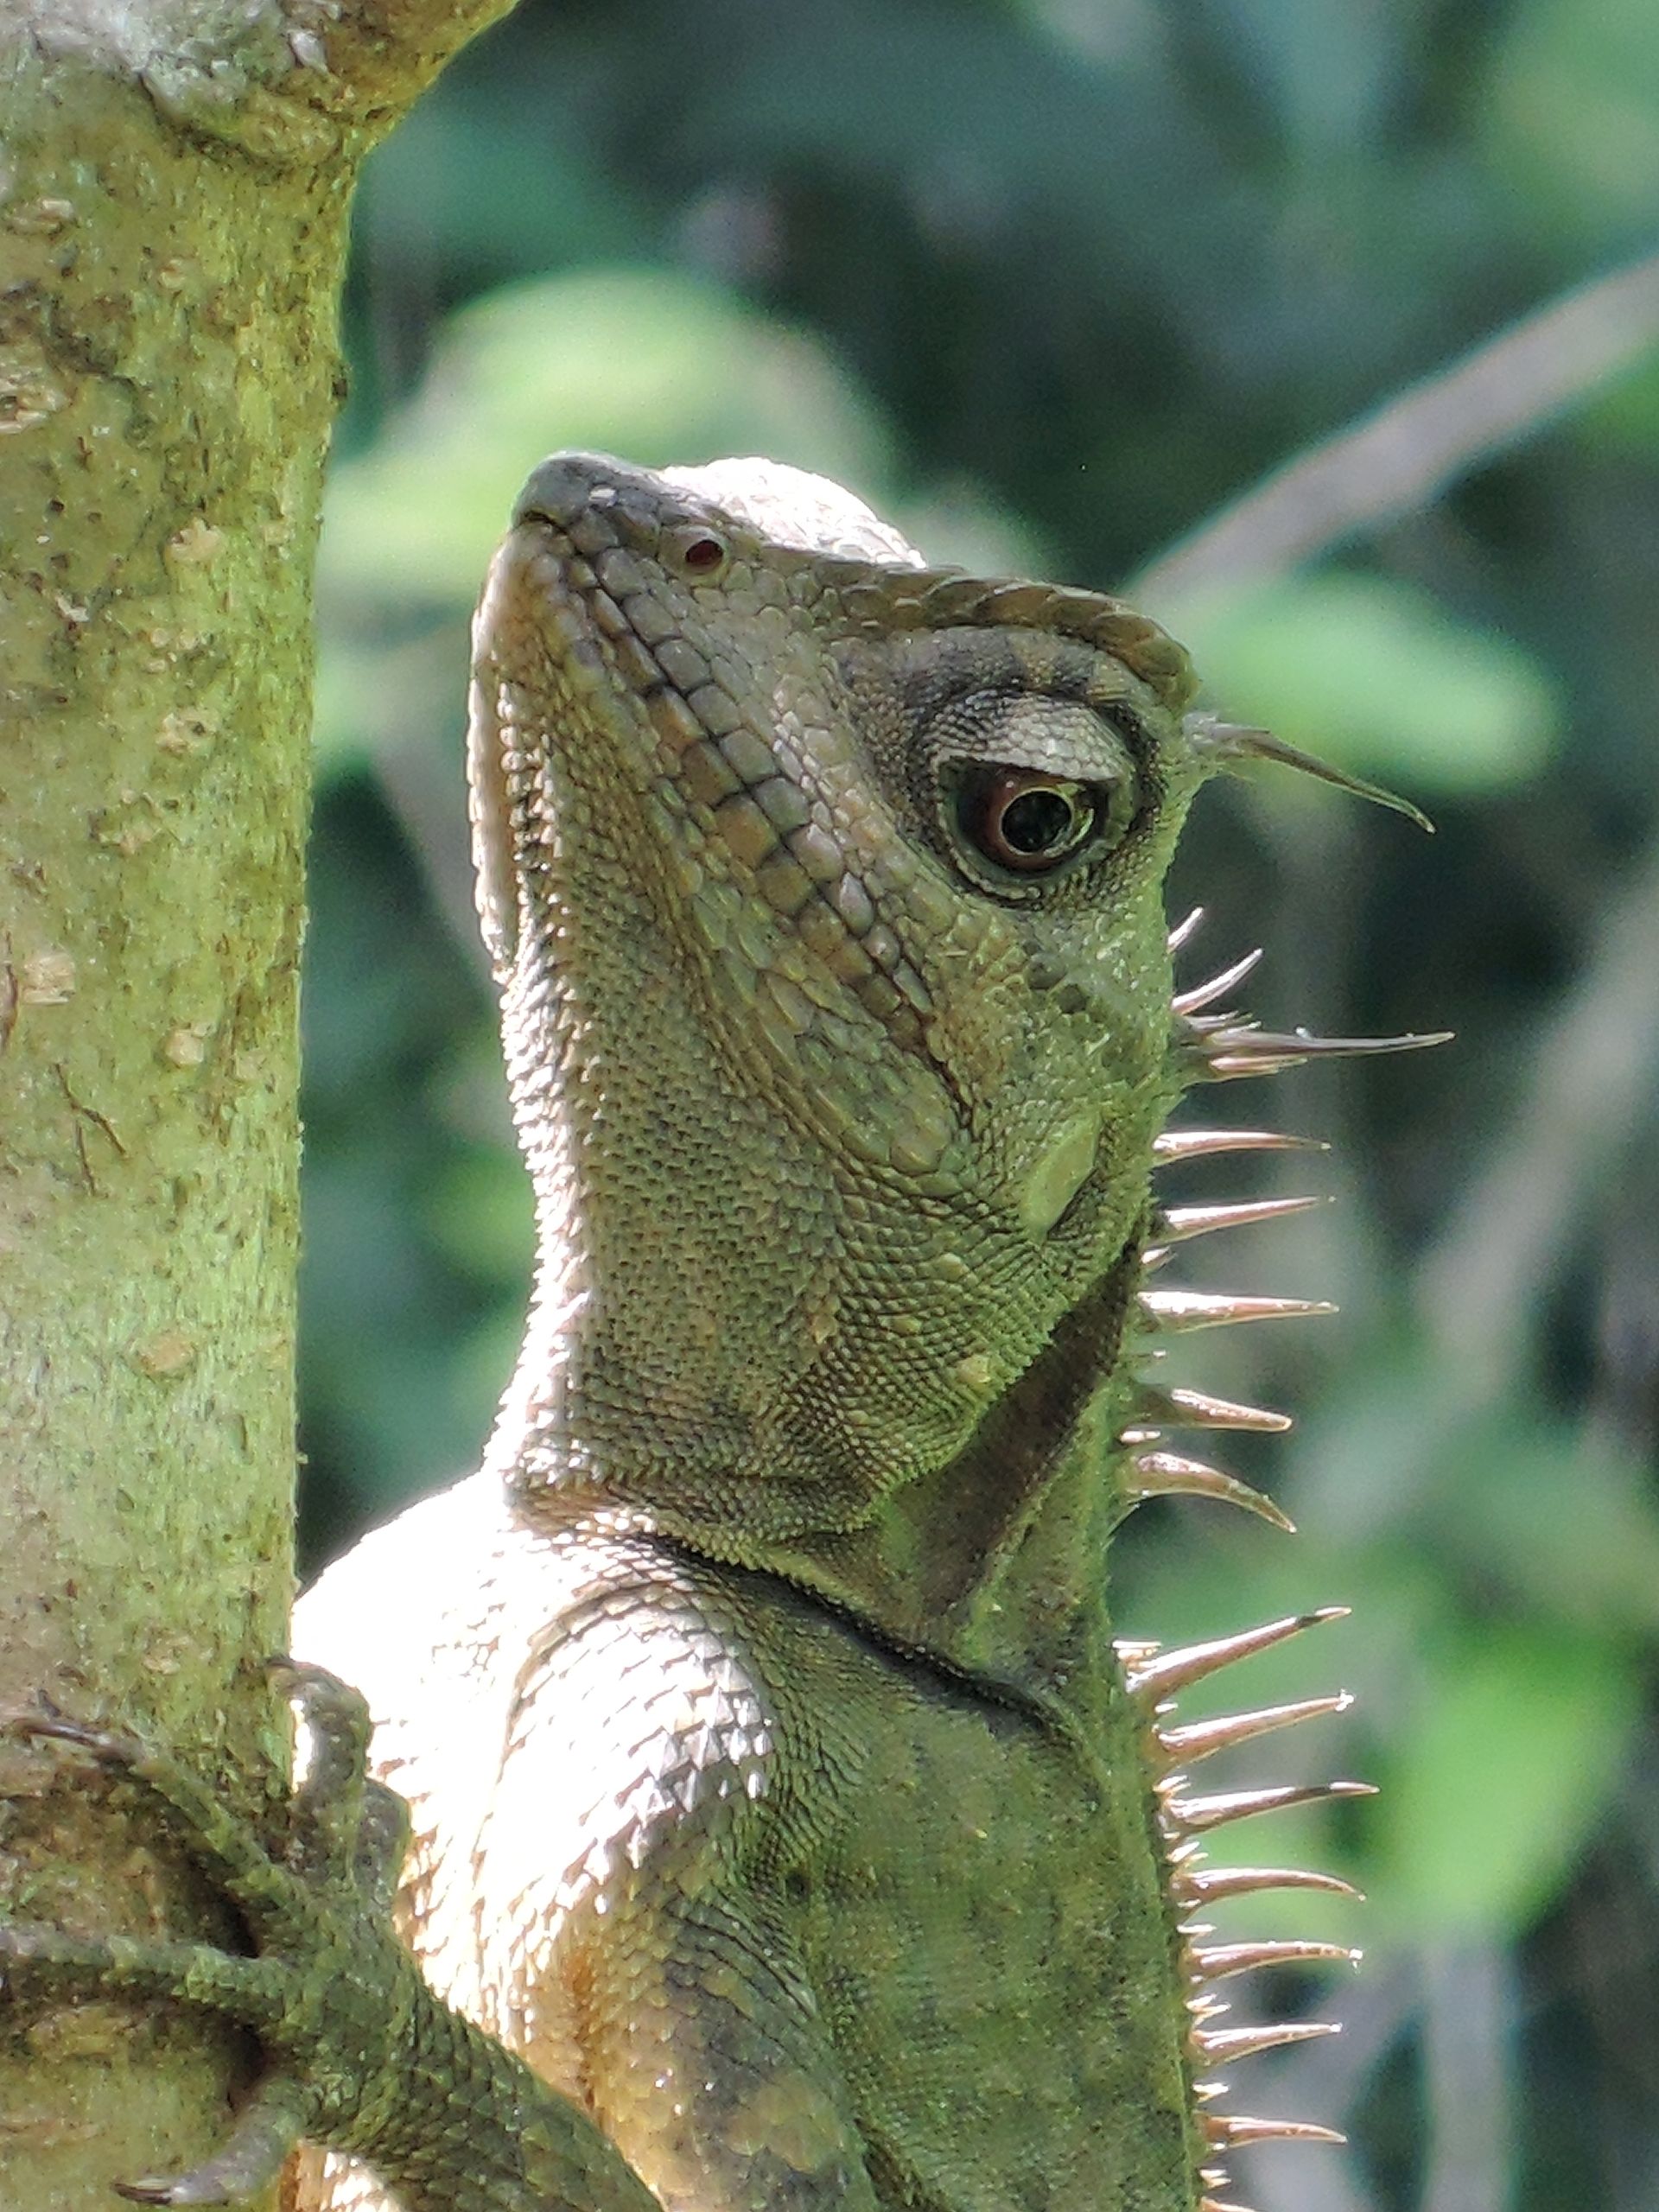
[962,767,1108,874]
[665,526,730,578]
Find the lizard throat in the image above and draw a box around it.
[697,1221,1150,1695]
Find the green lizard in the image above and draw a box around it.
[2,454,1437,2212]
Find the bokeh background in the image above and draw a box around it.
[296,5,1659,2207]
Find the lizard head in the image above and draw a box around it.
[467,452,1217,1535]
[467,452,1415,1560]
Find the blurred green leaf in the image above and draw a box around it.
[313,622,469,774]
[1433,1417,1659,1637]
[1170,0,1407,156]
[426,1147,536,1287]
[1167,572,1560,792]
[1484,0,1659,247]
[1373,1624,1642,1937]
[320,268,898,609]
[359,95,646,276]
[1574,349,1659,460]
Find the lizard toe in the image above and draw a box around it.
[0,1922,287,2030]
[4,1700,298,1935]
[269,1659,386,1888]
[113,2075,316,2206]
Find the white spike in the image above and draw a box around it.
[1174,1865,1363,1905]
[1126,1608,1349,1703]
[1194,1024,1452,1082]
[1190,1938,1363,1980]
[1168,1780,1376,1834]
[1167,906,1206,952]
[1128,1452,1294,1534]
[1195,2021,1341,2063]
[1206,2115,1346,2149]
[1172,947,1264,1017]
[1138,1288,1336,1333]
[1142,1384,1293,1435]
[1153,1128,1325,1163]
[1157,1692,1351,1764]
[1159,1194,1327,1243]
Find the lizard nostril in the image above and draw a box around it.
[659,525,732,580]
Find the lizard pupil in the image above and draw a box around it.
[682,535,727,572]
[972,771,1096,871]
[1001,786,1079,854]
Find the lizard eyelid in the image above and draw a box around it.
[920,687,1144,896]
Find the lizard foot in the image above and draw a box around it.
[1,1667,416,2206]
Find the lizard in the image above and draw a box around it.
[0,453,1440,2212]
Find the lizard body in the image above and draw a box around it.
[3,455,1422,2211]
[296,451,1206,2211]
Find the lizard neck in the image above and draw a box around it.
[731,1241,1146,1704]
[496,1181,1148,1710]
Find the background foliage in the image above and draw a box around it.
[299,4,1659,2205]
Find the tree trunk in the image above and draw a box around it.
[0,4,512,2201]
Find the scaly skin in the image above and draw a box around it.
[3,456,1410,2211]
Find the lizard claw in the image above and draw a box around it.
[269,1658,409,1900]
[113,2078,313,2205]
[2,1694,137,1763]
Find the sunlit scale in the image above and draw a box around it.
[1118,912,1443,2202]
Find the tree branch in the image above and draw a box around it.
[7,0,520,159]
[1134,253,1659,601]
[0,0,519,2197]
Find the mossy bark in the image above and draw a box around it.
[0,4,512,2201]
